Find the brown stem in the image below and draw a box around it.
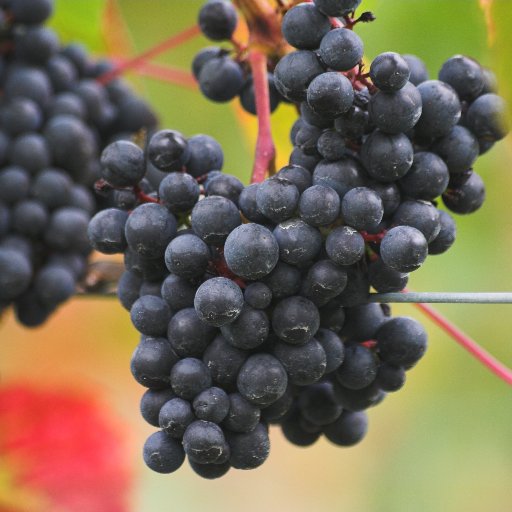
[249,50,276,183]
[233,0,286,55]
[97,24,201,84]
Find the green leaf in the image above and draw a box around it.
[49,0,107,54]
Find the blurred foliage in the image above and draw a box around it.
[1,1,511,512]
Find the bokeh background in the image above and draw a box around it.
[1,1,511,511]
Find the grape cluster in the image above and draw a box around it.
[278,0,509,275]
[0,0,157,326]
[193,0,288,115]
[91,0,509,480]
[90,125,428,479]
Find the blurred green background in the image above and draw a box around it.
[1,1,512,511]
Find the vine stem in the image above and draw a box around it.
[412,301,512,386]
[97,24,201,85]
[249,50,276,183]
[128,61,196,90]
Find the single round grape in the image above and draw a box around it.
[223,393,261,433]
[274,50,325,102]
[368,82,422,134]
[276,164,312,194]
[360,130,413,182]
[224,223,279,280]
[237,353,288,406]
[324,410,368,446]
[159,398,194,438]
[307,72,354,118]
[399,152,449,201]
[164,234,210,279]
[143,431,185,474]
[341,187,384,232]
[299,185,340,227]
[130,337,178,389]
[325,226,365,266]
[376,316,428,367]
[125,203,177,258]
[282,2,330,50]
[226,423,270,470]
[221,305,269,350]
[442,172,485,215]
[159,172,200,214]
[194,277,244,327]
[167,307,217,358]
[198,0,238,41]
[191,195,240,246]
[402,54,429,85]
[256,177,300,223]
[272,296,320,345]
[182,420,227,464]
[298,382,342,426]
[273,338,327,386]
[438,55,484,101]
[336,344,378,390]
[100,140,145,187]
[193,387,230,423]
[244,282,272,310]
[370,52,410,92]
[380,226,428,273]
[415,80,461,139]
[148,129,189,172]
[428,210,456,255]
[273,219,322,266]
[130,295,171,337]
[202,335,248,388]
[170,358,212,400]
[88,208,128,254]
[315,328,345,373]
[199,56,244,103]
[0,249,32,301]
[466,93,509,141]
[319,28,364,72]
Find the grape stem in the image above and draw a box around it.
[412,299,512,386]
[96,24,201,85]
[133,185,159,204]
[249,50,276,182]
[123,61,196,90]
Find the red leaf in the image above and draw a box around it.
[0,385,133,512]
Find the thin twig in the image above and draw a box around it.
[413,301,512,386]
[124,61,197,90]
[97,24,201,84]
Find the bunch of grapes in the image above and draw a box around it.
[0,0,157,326]
[75,0,509,480]
[192,0,289,114]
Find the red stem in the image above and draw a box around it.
[361,230,387,243]
[133,185,159,204]
[249,50,276,183]
[130,61,197,90]
[412,299,512,386]
[97,24,201,85]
